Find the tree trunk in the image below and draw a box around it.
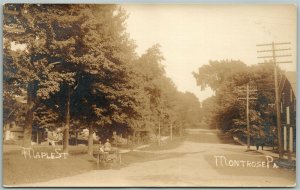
[88,123,93,155]
[23,83,34,148]
[130,130,136,151]
[36,126,39,144]
[63,85,70,153]
[170,123,173,141]
[75,131,78,146]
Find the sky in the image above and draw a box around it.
[122,4,297,102]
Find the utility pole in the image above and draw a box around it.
[158,101,162,146]
[170,122,173,141]
[237,83,257,150]
[257,42,292,159]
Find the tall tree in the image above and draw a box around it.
[3,4,96,148]
[194,60,280,143]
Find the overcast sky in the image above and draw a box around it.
[122,4,296,102]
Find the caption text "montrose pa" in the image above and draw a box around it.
[214,155,279,169]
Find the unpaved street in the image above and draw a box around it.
[24,129,295,187]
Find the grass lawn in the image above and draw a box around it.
[3,136,186,186]
[3,145,97,186]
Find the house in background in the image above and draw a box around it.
[279,71,296,153]
[3,122,24,144]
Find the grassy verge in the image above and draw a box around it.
[3,136,186,186]
[3,145,97,186]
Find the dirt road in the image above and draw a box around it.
[23,128,295,187]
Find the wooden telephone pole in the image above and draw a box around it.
[237,84,257,150]
[257,42,292,159]
[170,122,173,141]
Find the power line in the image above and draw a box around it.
[256,41,292,159]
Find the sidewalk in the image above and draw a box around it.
[233,136,296,161]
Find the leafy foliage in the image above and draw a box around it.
[194,60,278,140]
[3,4,203,149]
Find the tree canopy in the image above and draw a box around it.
[193,60,279,141]
[3,4,202,151]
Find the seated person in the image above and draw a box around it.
[99,141,104,153]
[103,139,112,152]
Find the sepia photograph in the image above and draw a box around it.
[2,3,297,187]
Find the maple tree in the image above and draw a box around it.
[4,4,77,147]
[3,4,203,151]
